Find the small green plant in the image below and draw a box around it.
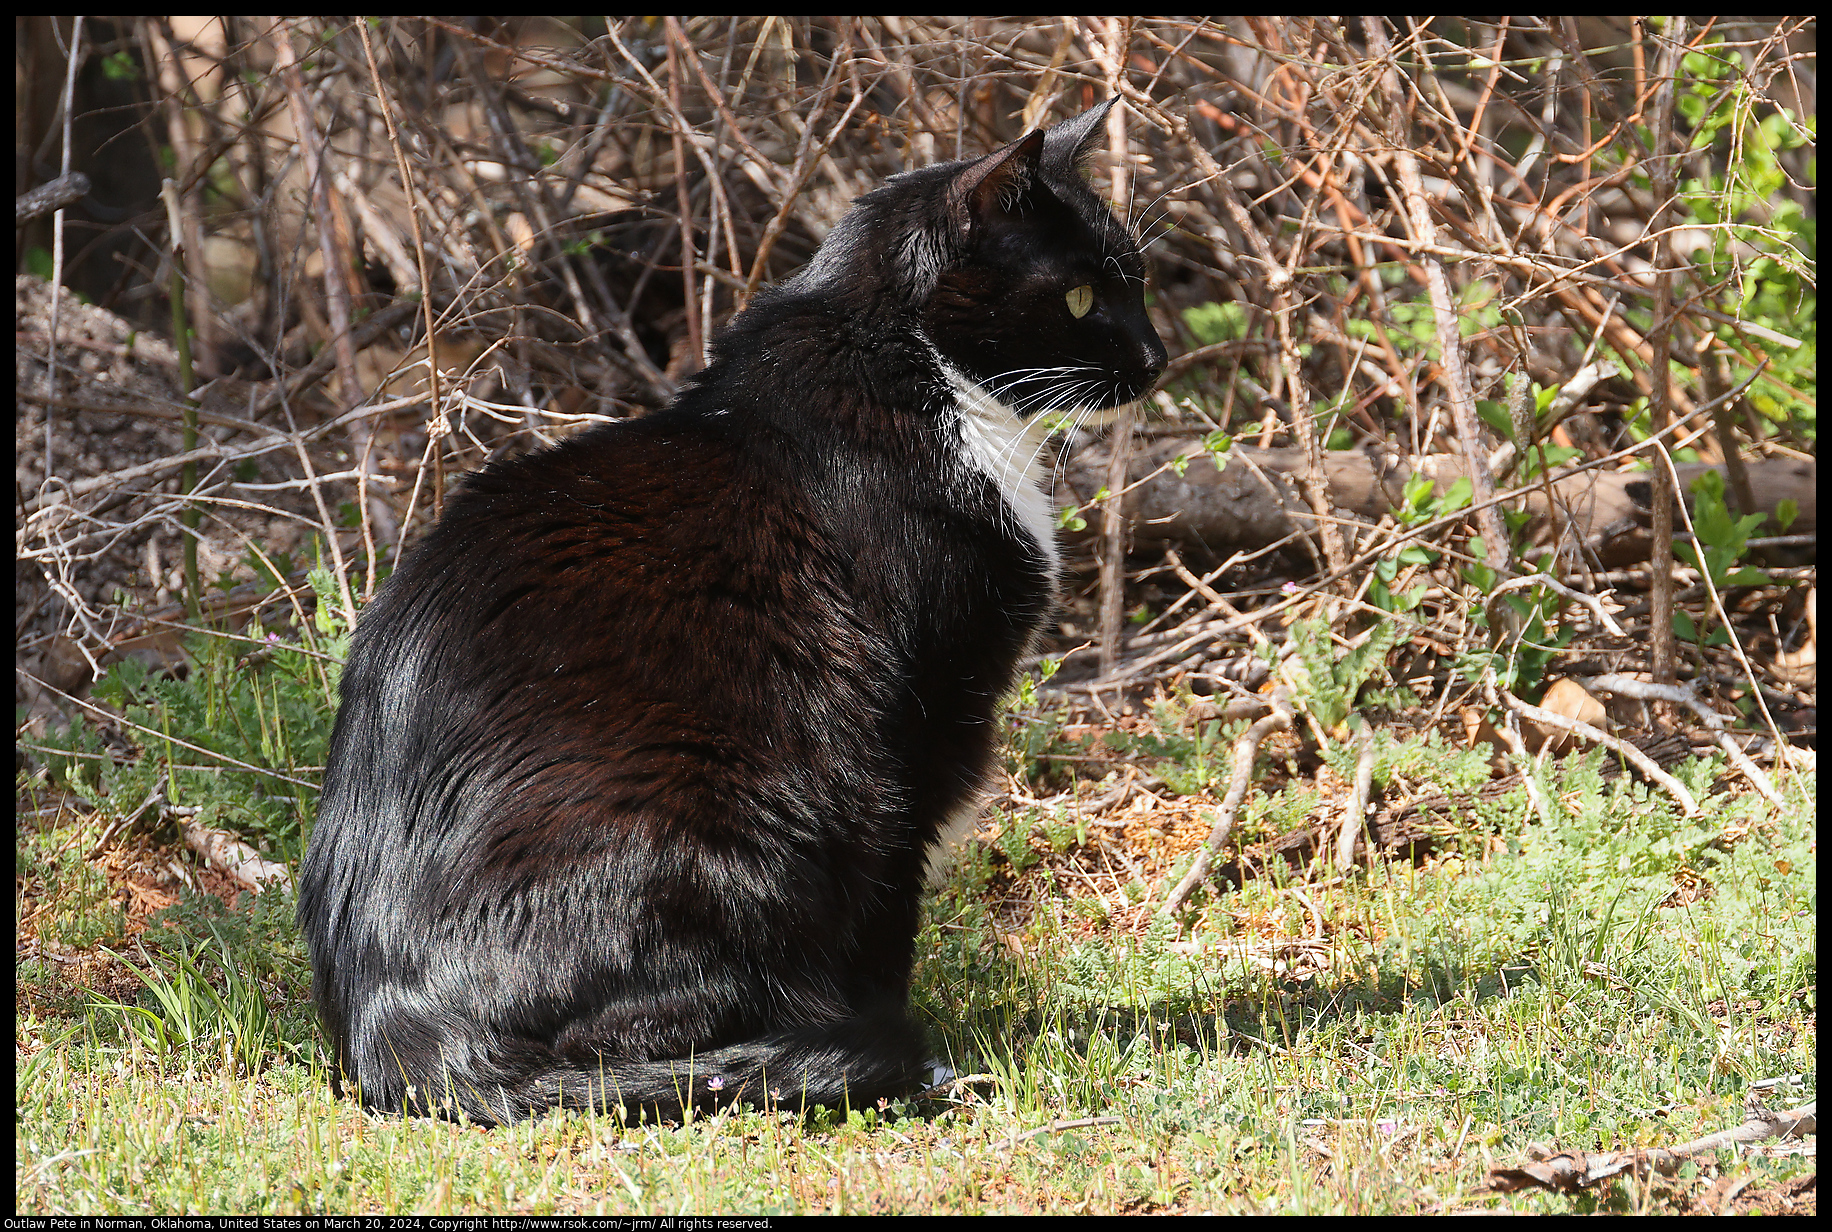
[1034,808,1085,855]
[1181,300,1248,347]
[1055,485,1099,532]
[94,941,219,1059]
[1166,427,1233,478]
[1667,34,1814,440]
[17,811,124,950]
[997,817,1044,873]
[1102,698,1240,796]
[1005,694,1093,790]
[1052,919,1209,1018]
[1368,474,1469,615]
[45,583,348,863]
[1368,728,1493,793]
[1477,384,1582,478]
[137,880,312,992]
[1454,552,1574,701]
[1674,470,1773,646]
[1009,654,1062,713]
[95,920,279,1074]
[1285,617,1404,737]
[1172,302,1259,427]
[100,48,142,82]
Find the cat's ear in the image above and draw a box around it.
[951,129,1045,231]
[1041,96,1118,180]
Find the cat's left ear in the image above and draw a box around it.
[952,129,1045,231]
[1041,96,1118,180]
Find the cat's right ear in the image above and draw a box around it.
[950,130,1045,233]
[1041,97,1118,180]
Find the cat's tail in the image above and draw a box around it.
[362,1008,930,1126]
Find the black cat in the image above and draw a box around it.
[297,99,1166,1125]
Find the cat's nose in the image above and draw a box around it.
[1138,331,1168,383]
[1117,306,1167,383]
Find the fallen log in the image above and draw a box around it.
[1060,435,1814,568]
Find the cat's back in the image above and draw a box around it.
[357,406,840,667]
[398,408,785,591]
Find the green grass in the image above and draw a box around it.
[15,731,1815,1213]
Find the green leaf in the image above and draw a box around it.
[1438,478,1474,513]
[1476,400,1513,439]
[1182,301,1248,346]
[101,50,142,82]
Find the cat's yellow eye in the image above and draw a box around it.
[1065,285,1094,318]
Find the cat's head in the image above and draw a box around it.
[794,99,1167,420]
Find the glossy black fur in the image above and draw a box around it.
[297,101,1166,1125]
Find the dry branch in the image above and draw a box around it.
[15,171,89,225]
[180,815,292,894]
[1159,692,1294,917]
[1497,688,1700,816]
[1489,1099,1816,1195]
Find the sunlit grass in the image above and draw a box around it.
[16,742,1814,1214]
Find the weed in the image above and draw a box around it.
[93,913,302,1075]
[18,826,127,951]
[1104,697,1242,796]
[1285,617,1405,737]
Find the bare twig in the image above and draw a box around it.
[1586,674,1782,805]
[1494,688,1699,817]
[1335,723,1376,873]
[42,17,86,490]
[15,170,88,225]
[1484,573,1626,638]
[356,19,444,527]
[181,815,292,892]
[1002,1116,1126,1150]
[1160,692,1295,918]
[1362,18,1512,579]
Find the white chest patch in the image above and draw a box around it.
[942,363,1061,575]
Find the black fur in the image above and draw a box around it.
[296,100,1166,1125]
